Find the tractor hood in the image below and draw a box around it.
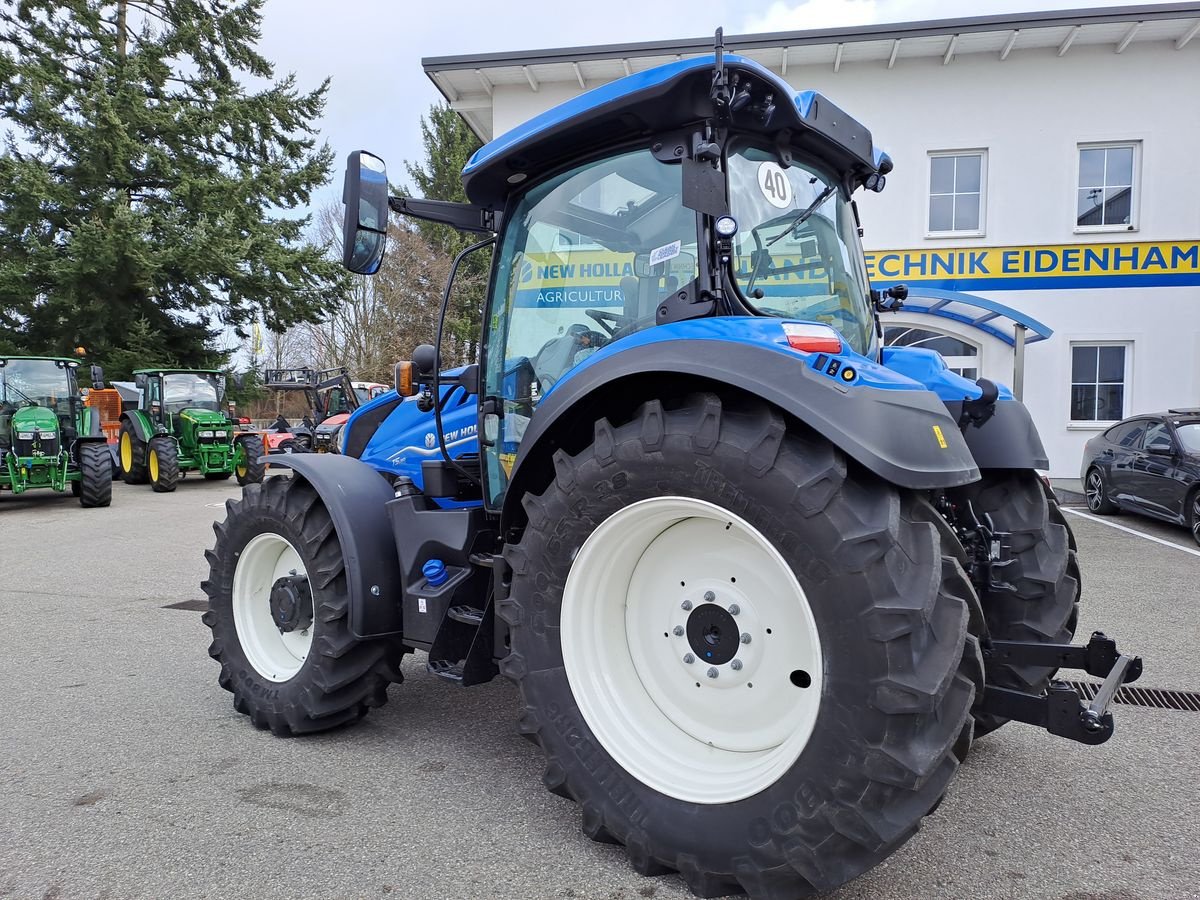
[180,409,229,427]
[11,406,59,434]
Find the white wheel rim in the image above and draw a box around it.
[561,496,823,804]
[232,532,313,682]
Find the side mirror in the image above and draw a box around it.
[134,373,148,391]
[90,364,104,390]
[342,150,390,275]
[1146,443,1174,456]
[412,344,437,380]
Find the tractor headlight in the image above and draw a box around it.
[214,430,227,438]
[199,430,214,438]
[17,432,34,440]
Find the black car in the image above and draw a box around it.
[1081,408,1200,545]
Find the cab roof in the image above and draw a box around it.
[0,356,79,365]
[133,368,222,376]
[462,54,888,209]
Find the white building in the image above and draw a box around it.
[423,4,1200,477]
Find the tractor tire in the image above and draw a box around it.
[235,435,266,486]
[201,475,405,735]
[118,422,148,484]
[500,394,983,898]
[148,436,180,493]
[951,470,1080,737]
[77,442,113,508]
[278,438,302,454]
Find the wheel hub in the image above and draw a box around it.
[686,602,740,666]
[269,574,313,634]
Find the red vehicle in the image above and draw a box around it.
[262,367,362,454]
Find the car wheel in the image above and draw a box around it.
[1188,488,1200,548]
[1085,468,1118,514]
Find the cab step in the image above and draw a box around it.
[427,659,465,683]
[448,605,485,626]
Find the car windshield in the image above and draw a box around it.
[0,359,75,413]
[163,373,220,412]
[728,146,876,356]
[1175,422,1200,453]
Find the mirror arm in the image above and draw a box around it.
[388,195,498,233]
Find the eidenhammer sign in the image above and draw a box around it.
[865,240,1200,291]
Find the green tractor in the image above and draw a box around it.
[0,356,112,507]
[117,368,266,492]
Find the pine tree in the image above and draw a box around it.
[404,103,489,361]
[0,0,347,376]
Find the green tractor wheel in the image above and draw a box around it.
[148,436,181,493]
[118,422,148,484]
[235,434,267,486]
[77,441,113,508]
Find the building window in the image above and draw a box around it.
[884,325,979,380]
[1076,142,1138,230]
[928,151,985,236]
[1070,344,1128,422]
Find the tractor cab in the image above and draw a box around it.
[134,368,227,435]
[0,357,81,450]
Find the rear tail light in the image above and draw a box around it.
[781,322,843,354]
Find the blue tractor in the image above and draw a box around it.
[202,40,1140,898]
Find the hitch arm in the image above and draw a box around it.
[979,632,1142,746]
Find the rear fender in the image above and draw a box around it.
[268,455,403,639]
[120,410,154,443]
[502,320,979,526]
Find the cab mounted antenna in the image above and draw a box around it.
[710,27,731,117]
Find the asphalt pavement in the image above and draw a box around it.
[1,478,1198,900]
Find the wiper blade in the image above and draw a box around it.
[765,185,836,248]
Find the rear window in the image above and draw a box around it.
[1105,420,1148,447]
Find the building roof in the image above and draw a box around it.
[423,3,1200,140]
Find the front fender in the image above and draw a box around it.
[121,411,153,443]
[268,455,402,639]
[505,319,979,521]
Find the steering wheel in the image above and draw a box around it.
[585,309,631,337]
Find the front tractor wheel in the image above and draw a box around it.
[201,475,403,735]
[501,395,982,898]
[77,442,113,508]
[235,434,266,486]
[148,436,180,492]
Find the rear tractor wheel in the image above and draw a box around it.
[235,434,266,486]
[201,475,405,734]
[118,422,148,484]
[501,394,983,898]
[148,436,180,493]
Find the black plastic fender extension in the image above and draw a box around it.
[944,398,1050,470]
[267,454,403,639]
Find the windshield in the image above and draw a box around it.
[163,373,221,413]
[0,359,76,413]
[728,146,876,355]
[483,147,698,504]
[1176,423,1200,454]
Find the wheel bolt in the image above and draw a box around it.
[673,625,685,636]
[740,633,752,645]
[704,591,716,602]
[706,667,719,679]
[681,600,693,611]
[683,653,694,664]
[730,659,743,671]
[728,603,740,615]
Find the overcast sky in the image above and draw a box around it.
[256,0,1171,214]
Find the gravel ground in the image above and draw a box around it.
[1,477,1197,900]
